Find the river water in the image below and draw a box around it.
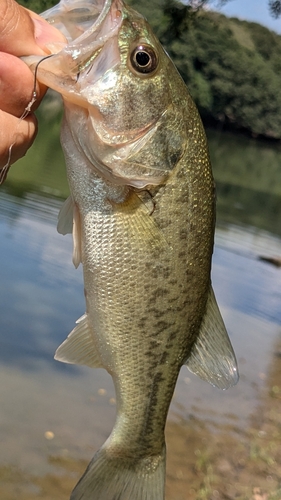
[0,99,281,499]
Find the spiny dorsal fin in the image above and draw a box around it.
[185,286,239,390]
[55,314,104,369]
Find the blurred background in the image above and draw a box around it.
[0,1,281,499]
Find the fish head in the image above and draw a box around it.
[25,0,187,188]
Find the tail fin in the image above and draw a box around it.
[70,444,166,500]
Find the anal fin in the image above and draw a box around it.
[185,286,239,390]
[55,314,104,369]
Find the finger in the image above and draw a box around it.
[0,1,65,56]
[28,10,67,53]
[0,52,46,117]
[0,110,37,169]
[0,0,42,56]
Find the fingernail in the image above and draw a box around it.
[32,16,66,53]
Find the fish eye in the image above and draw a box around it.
[130,44,158,75]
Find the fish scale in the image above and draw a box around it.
[23,1,239,498]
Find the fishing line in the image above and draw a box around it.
[0,53,55,185]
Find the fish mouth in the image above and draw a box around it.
[41,0,116,42]
[41,0,123,46]
[23,0,123,103]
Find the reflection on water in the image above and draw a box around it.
[214,231,281,325]
[0,108,281,499]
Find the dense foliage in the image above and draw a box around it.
[18,0,281,139]
[127,0,281,139]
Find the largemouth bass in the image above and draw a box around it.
[25,1,238,498]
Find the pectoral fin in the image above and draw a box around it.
[57,196,74,235]
[111,191,168,252]
[57,196,82,268]
[72,203,82,268]
[185,287,239,389]
[55,314,104,369]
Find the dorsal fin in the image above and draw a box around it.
[185,286,239,390]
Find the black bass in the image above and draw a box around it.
[25,1,238,498]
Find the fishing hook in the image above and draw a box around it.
[0,54,55,185]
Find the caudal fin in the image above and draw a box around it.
[71,444,166,500]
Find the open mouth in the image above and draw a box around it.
[41,0,119,42]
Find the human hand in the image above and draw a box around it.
[0,0,65,178]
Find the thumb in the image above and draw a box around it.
[0,0,65,57]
